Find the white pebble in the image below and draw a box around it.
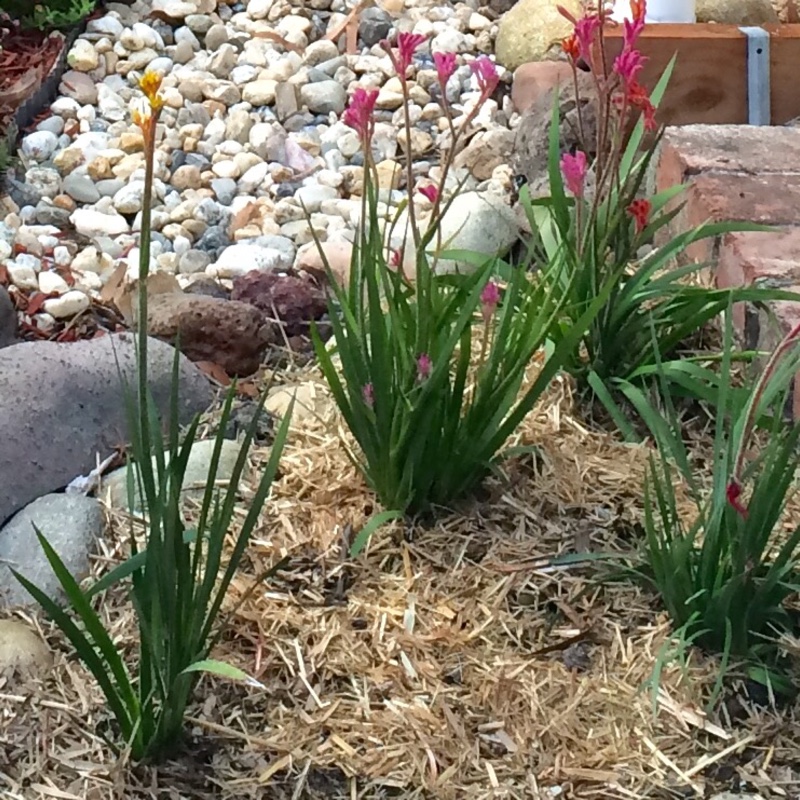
[39,270,70,295]
[173,235,191,256]
[44,290,90,319]
[247,0,273,20]
[88,15,124,37]
[38,235,61,252]
[15,253,42,273]
[211,160,239,179]
[67,39,99,71]
[71,267,101,293]
[21,131,59,162]
[34,313,57,332]
[8,263,39,290]
[53,246,72,267]
[51,97,81,118]
[71,208,130,237]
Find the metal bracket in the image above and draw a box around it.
[739,26,771,125]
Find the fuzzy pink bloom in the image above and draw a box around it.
[389,247,403,269]
[433,51,457,88]
[470,56,499,99]
[480,280,500,323]
[395,32,427,76]
[416,353,432,381]
[614,48,647,86]
[343,87,379,145]
[573,14,602,64]
[623,16,645,49]
[560,150,588,198]
[418,184,439,203]
[362,382,374,408]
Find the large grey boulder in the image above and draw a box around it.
[0,287,17,349]
[0,333,213,527]
[697,0,778,23]
[0,494,103,608]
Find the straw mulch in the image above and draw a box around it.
[2,357,800,800]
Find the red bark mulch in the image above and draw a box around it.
[0,19,66,140]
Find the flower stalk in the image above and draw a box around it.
[131,71,165,445]
[727,320,800,518]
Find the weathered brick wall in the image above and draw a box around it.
[653,124,800,415]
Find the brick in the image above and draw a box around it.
[717,228,800,331]
[661,172,800,266]
[655,125,800,186]
[716,228,800,291]
[654,125,800,264]
[651,124,800,418]
[653,125,800,263]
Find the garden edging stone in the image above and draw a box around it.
[0,493,104,609]
[0,332,214,527]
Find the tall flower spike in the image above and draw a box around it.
[622,16,645,49]
[433,51,457,89]
[561,33,580,62]
[418,184,439,204]
[139,70,165,111]
[556,4,578,24]
[395,32,427,76]
[726,481,749,520]
[470,56,499,100]
[627,198,651,233]
[573,13,602,65]
[614,48,647,87]
[630,0,647,22]
[343,87,379,146]
[480,280,500,324]
[131,96,151,132]
[560,150,588,198]
[626,81,657,131]
[362,382,375,408]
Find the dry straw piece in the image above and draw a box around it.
[2,357,800,799]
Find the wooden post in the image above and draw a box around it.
[601,24,800,125]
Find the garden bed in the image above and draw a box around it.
[4,6,800,800]
[4,361,800,799]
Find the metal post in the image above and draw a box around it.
[739,26,771,125]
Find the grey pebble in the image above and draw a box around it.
[63,173,101,204]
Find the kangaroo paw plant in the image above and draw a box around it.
[313,36,619,517]
[13,71,293,762]
[528,0,800,438]
[640,314,800,702]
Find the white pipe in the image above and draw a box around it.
[611,0,696,22]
